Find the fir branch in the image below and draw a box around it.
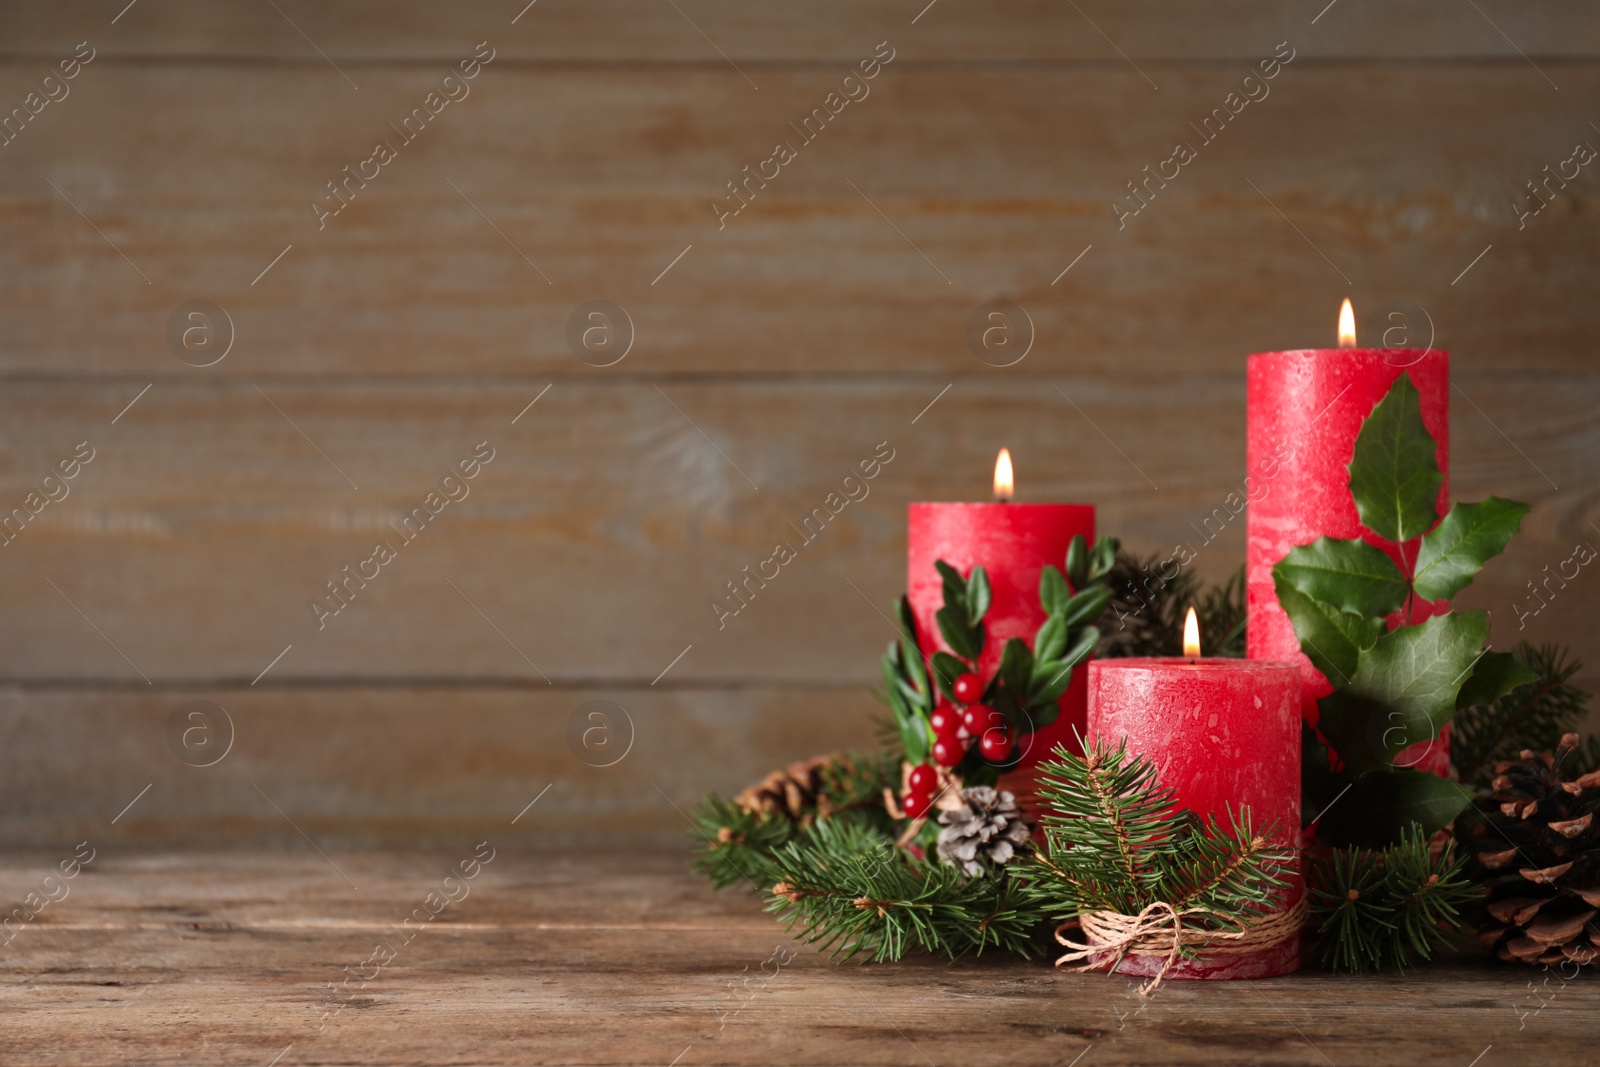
[1031,741,1177,913]
[1452,642,1591,785]
[763,818,1045,962]
[1307,827,1479,973]
[688,751,900,891]
[1025,742,1293,951]
[689,794,791,891]
[1164,811,1290,916]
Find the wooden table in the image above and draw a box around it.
[1,848,1589,1065]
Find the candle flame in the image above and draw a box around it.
[1183,606,1201,658]
[994,448,1014,502]
[1338,298,1357,348]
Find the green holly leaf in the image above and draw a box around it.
[1411,497,1530,602]
[1090,536,1119,580]
[1030,660,1076,706]
[1315,769,1473,850]
[1039,566,1070,617]
[1025,700,1061,731]
[998,637,1033,699]
[967,566,992,623]
[1273,537,1409,618]
[1058,624,1100,671]
[1455,649,1538,710]
[1034,614,1067,663]
[936,606,979,661]
[1346,611,1490,742]
[1316,691,1403,777]
[882,644,930,763]
[1065,535,1089,589]
[934,559,968,616]
[1348,374,1442,544]
[1061,584,1114,630]
[1273,579,1386,687]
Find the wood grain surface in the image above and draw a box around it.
[1,848,1592,1066]
[0,1,1596,845]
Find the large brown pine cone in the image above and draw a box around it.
[1467,733,1600,966]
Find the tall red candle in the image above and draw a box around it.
[1246,316,1450,773]
[907,476,1094,769]
[1088,654,1302,980]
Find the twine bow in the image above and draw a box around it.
[1055,895,1307,995]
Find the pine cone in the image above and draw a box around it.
[935,786,1032,877]
[1468,733,1600,966]
[734,754,836,823]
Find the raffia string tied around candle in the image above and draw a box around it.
[1055,895,1307,995]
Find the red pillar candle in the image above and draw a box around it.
[1246,304,1450,773]
[1087,652,1302,980]
[906,454,1094,770]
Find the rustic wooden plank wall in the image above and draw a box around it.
[0,1,1595,846]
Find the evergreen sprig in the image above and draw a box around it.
[1307,827,1479,973]
[1452,642,1592,786]
[1023,741,1292,956]
[763,818,1045,962]
[690,751,900,890]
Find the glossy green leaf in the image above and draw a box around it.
[1039,566,1070,617]
[934,559,967,619]
[1273,536,1409,618]
[1455,649,1539,710]
[1061,584,1114,630]
[1059,624,1100,670]
[1346,611,1490,740]
[1065,535,1089,589]
[1030,660,1076,706]
[1023,699,1060,731]
[999,637,1034,698]
[967,566,992,623]
[1090,536,1119,580]
[1412,497,1530,602]
[936,606,979,661]
[1315,769,1473,850]
[1034,614,1067,663]
[1273,578,1386,686]
[881,647,928,764]
[1316,691,1403,777]
[1348,374,1443,544]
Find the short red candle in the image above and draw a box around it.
[1245,347,1450,773]
[907,501,1095,768]
[1088,657,1302,979]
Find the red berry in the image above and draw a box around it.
[932,736,967,768]
[979,725,1013,762]
[928,705,963,740]
[903,791,931,819]
[961,704,1000,735]
[908,763,938,795]
[953,672,985,704]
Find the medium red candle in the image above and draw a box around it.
[907,451,1095,769]
[1088,618,1302,980]
[1246,300,1450,773]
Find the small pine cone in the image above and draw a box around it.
[935,786,1032,877]
[734,754,835,822]
[1470,733,1600,967]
